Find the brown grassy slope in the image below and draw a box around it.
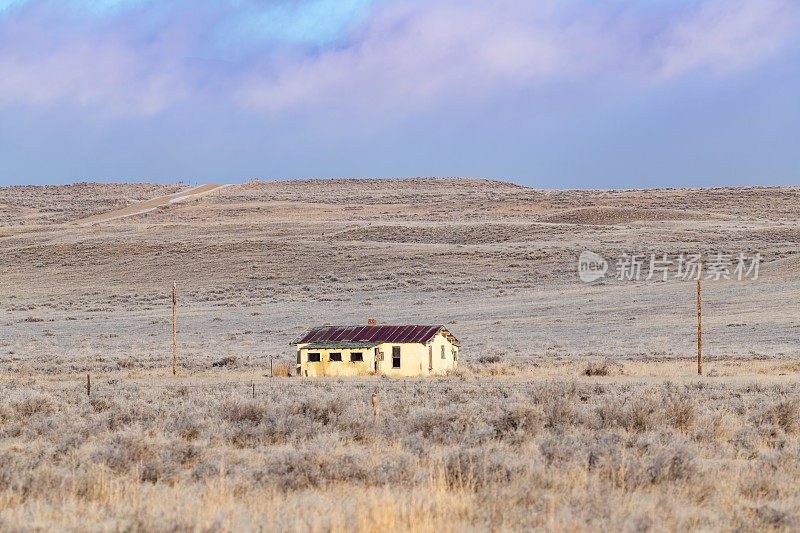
[0,183,181,227]
[0,179,798,374]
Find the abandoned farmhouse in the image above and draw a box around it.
[291,324,460,377]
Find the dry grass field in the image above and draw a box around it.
[1,179,799,531]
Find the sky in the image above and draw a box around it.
[0,0,799,187]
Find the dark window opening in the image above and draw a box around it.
[329,352,342,362]
[296,351,301,364]
[392,346,401,369]
[350,352,364,362]
[441,345,446,359]
[307,352,321,363]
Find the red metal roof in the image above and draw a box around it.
[291,325,458,346]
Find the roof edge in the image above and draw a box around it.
[290,324,459,346]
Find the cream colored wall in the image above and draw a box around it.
[296,346,375,377]
[375,342,428,377]
[295,333,458,377]
[374,334,458,377]
[429,333,458,374]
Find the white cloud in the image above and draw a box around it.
[0,13,193,114]
[237,0,800,112]
[0,0,797,115]
[656,0,800,78]
[235,0,608,110]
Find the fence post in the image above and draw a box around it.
[86,373,91,396]
[252,382,255,399]
[371,390,380,420]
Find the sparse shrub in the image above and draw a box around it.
[584,361,610,376]
[409,404,493,445]
[625,445,697,489]
[605,389,666,433]
[664,395,697,432]
[446,366,474,379]
[223,399,265,423]
[10,391,54,419]
[212,356,237,368]
[272,361,290,377]
[171,414,202,441]
[492,403,543,441]
[754,505,797,530]
[93,432,156,472]
[89,397,113,413]
[539,433,581,465]
[543,396,579,431]
[740,470,781,500]
[584,359,624,376]
[754,400,800,435]
[485,362,515,376]
[478,355,501,364]
[626,399,660,433]
[117,357,136,369]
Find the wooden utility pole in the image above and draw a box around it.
[697,262,702,375]
[172,282,177,376]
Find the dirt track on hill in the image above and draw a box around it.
[74,183,227,225]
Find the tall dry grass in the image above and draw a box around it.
[1,378,799,531]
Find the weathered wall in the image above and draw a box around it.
[375,342,427,377]
[296,332,458,377]
[429,333,458,373]
[296,347,375,377]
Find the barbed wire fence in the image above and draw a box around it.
[8,372,775,401]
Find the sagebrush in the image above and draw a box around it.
[1,378,799,531]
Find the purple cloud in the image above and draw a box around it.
[655,0,800,78]
[238,0,800,112]
[0,0,797,116]
[0,5,194,114]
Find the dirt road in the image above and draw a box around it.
[74,183,228,225]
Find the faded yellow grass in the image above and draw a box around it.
[0,463,475,532]
[5,358,797,386]
[2,448,788,532]
[2,375,799,531]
